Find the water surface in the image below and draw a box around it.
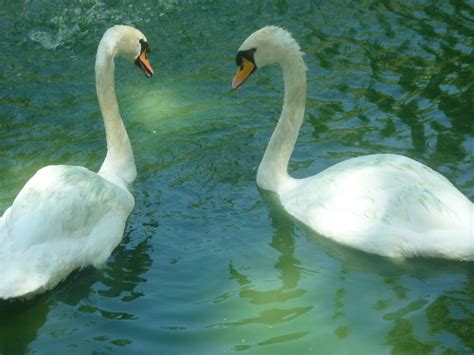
[0,0,473,353]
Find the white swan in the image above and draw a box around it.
[0,25,154,300]
[232,26,473,260]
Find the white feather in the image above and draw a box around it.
[0,25,151,299]
[237,26,474,260]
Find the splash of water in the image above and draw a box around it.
[27,0,181,49]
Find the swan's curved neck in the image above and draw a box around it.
[96,44,136,186]
[257,55,307,193]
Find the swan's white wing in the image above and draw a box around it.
[0,165,134,299]
[235,27,473,260]
[281,154,474,259]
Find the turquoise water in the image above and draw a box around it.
[1,0,473,353]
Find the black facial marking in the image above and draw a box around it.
[135,39,153,77]
[235,48,257,67]
[139,38,150,55]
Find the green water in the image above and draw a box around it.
[0,0,473,353]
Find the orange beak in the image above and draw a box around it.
[232,57,256,90]
[136,50,154,78]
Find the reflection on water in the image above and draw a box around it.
[232,190,305,302]
[0,296,49,354]
[0,0,473,353]
[386,318,436,354]
[96,236,152,302]
[0,268,97,354]
[0,230,153,353]
[425,272,474,352]
[222,190,313,351]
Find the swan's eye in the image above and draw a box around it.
[135,39,154,78]
[139,39,150,56]
[236,48,257,67]
[236,54,243,67]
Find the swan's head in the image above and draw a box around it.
[232,26,304,89]
[99,25,154,78]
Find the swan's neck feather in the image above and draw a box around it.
[96,36,136,185]
[257,52,307,193]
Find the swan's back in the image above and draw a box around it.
[281,154,474,259]
[233,26,473,260]
[0,165,134,299]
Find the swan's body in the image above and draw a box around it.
[233,26,474,260]
[0,25,154,300]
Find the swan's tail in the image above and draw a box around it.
[0,239,48,300]
[0,265,47,300]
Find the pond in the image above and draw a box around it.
[0,0,473,353]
